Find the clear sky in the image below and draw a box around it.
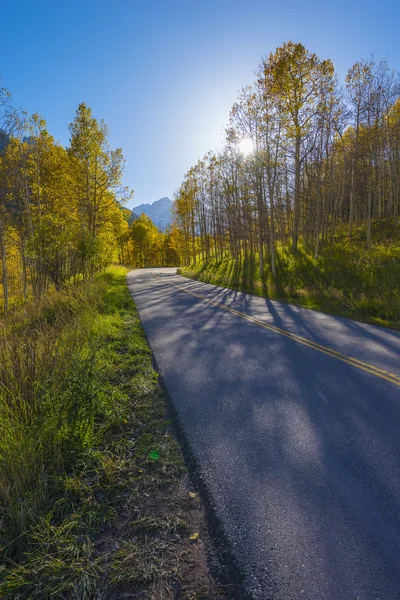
[1,0,399,210]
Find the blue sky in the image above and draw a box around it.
[1,0,399,210]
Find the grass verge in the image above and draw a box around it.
[0,267,228,599]
[179,238,400,330]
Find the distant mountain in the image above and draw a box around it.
[120,206,133,222]
[129,197,173,231]
[128,212,140,225]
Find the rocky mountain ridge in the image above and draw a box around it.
[129,197,173,231]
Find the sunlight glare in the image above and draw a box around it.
[238,137,254,157]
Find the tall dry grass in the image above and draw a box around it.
[0,281,102,555]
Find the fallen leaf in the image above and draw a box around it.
[188,492,197,498]
[189,532,199,541]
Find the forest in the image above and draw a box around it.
[0,92,178,315]
[0,95,130,310]
[174,43,400,327]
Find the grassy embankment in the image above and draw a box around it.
[0,267,225,599]
[180,220,400,330]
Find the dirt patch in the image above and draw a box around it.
[93,470,233,599]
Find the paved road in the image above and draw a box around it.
[127,268,400,600]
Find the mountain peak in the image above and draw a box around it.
[130,197,173,230]
[153,196,171,206]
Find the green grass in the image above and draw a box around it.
[180,224,400,330]
[0,267,224,599]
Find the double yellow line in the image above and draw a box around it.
[153,273,400,388]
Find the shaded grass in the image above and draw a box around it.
[0,267,225,599]
[180,232,400,330]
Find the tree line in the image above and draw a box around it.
[0,86,133,313]
[121,213,179,269]
[173,42,400,275]
[0,84,179,314]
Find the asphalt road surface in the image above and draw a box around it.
[127,268,400,600]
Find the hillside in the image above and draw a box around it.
[180,219,400,330]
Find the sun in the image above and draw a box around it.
[238,137,254,157]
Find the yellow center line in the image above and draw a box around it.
[152,273,400,388]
